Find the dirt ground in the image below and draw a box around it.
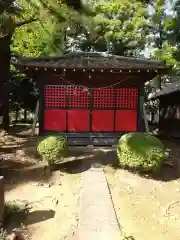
[2,125,180,240]
[105,139,180,240]
[0,125,81,240]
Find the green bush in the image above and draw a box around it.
[4,200,30,226]
[4,201,29,220]
[117,132,164,172]
[37,135,67,165]
[123,236,135,240]
[0,229,7,240]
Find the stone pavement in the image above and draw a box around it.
[76,162,120,240]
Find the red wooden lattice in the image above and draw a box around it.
[43,85,139,133]
[116,88,138,109]
[68,87,89,108]
[44,86,66,108]
[93,88,114,108]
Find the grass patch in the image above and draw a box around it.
[122,236,135,240]
[0,201,29,239]
[4,200,30,226]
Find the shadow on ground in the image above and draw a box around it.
[54,147,180,182]
[26,210,55,225]
[1,145,180,193]
[54,147,117,174]
[8,124,35,138]
[1,127,180,193]
[4,209,55,234]
[2,163,51,192]
[122,164,180,182]
[0,129,47,191]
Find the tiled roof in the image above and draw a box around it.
[13,51,170,70]
[149,80,180,99]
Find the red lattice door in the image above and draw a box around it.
[43,85,90,132]
[44,86,67,131]
[92,88,115,132]
[67,86,90,131]
[115,88,138,131]
[43,85,138,133]
[92,87,138,132]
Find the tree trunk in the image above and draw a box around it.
[157,20,163,90]
[0,176,4,226]
[23,108,27,122]
[0,36,11,131]
[15,108,19,122]
[31,100,39,136]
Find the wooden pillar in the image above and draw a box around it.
[0,36,11,131]
[158,97,163,134]
[31,100,39,137]
[0,176,4,226]
[38,83,44,136]
[137,86,145,132]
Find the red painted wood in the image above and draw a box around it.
[68,87,89,108]
[44,86,66,108]
[43,86,139,133]
[92,110,114,131]
[68,110,90,131]
[115,110,137,131]
[93,88,114,108]
[116,88,138,109]
[44,109,66,131]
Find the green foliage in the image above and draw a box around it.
[0,0,21,37]
[11,0,66,57]
[0,0,87,39]
[117,133,164,172]
[66,0,150,56]
[149,0,180,70]
[4,200,29,219]
[37,136,68,164]
[9,69,38,113]
[121,231,136,240]
[168,0,180,67]
[123,237,135,240]
[0,228,7,240]
[4,200,30,227]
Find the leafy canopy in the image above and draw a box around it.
[65,0,150,56]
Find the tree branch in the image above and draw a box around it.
[15,17,38,28]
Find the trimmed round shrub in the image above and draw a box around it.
[117,132,164,172]
[37,135,67,165]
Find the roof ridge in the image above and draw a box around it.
[149,80,180,99]
[12,51,166,65]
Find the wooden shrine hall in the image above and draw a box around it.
[149,80,180,138]
[14,52,170,146]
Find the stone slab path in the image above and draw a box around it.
[76,162,120,240]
